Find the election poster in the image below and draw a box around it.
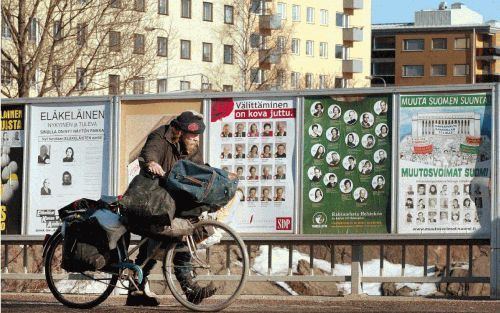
[398,93,491,234]
[302,96,391,234]
[27,103,111,235]
[1,105,24,234]
[209,98,296,233]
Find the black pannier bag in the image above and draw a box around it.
[58,199,111,272]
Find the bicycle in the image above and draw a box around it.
[43,215,249,312]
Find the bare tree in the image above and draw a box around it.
[1,0,157,98]
[212,0,293,91]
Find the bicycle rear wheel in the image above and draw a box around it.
[44,232,118,309]
[162,220,249,312]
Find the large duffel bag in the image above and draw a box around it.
[166,160,239,208]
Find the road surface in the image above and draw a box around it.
[2,293,499,312]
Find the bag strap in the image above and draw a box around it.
[176,174,204,186]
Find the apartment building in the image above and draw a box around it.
[371,2,499,86]
[274,0,371,89]
[1,0,372,98]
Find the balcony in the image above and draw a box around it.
[372,50,395,59]
[476,74,500,83]
[259,15,281,30]
[342,58,363,73]
[259,49,282,65]
[476,47,500,60]
[344,0,363,9]
[343,27,363,42]
[370,75,395,86]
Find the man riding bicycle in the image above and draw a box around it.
[124,111,216,306]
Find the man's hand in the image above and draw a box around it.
[147,161,165,176]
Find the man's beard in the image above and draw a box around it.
[181,136,198,155]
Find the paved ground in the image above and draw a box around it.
[2,293,499,313]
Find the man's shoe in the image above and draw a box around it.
[185,283,217,305]
[126,291,160,306]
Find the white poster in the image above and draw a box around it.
[27,103,110,235]
[209,98,296,233]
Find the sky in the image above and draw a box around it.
[372,0,499,24]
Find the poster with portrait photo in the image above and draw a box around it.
[27,102,111,235]
[209,97,296,233]
[397,93,492,234]
[303,95,392,234]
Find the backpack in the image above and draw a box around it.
[58,199,111,272]
[166,160,239,208]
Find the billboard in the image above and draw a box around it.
[1,105,24,234]
[27,103,111,235]
[302,96,392,234]
[209,98,296,233]
[398,93,492,234]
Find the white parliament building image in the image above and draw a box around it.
[411,112,481,137]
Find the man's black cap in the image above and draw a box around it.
[171,111,205,134]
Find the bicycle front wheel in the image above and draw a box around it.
[163,220,249,312]
[44,232,118,309]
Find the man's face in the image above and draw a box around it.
[237,124,243,132]
[443,185,448,191]
[278,123,285,132]
[223,146,230,154]
[345,181,351,189]
[181,132,200,155]
[43,180,49,188]
[237,168,243,176]
[312,126,318,132]
[360,189,366,198]
[250,167,256,175]
[277,166,284,175]
[263,189,269,197]
[363,115,369,122]
[348,158,354,165]
[418,186,425,194]
[367,137,373,145]
[314,169,320,177]
[249,189,256,197]
[377,177,383,185]
[278,145,285,154]
[379,151,385,158]
[63,174,71,184]
[236,146,242,154]
[276,188,283,197]
[263,167,270,175]
[381,102,387,111]
[349,111,355,119]
[223,125,229,133]
[454,185,459,192]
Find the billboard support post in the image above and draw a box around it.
[492,84,499,300]
[351,245,363,295]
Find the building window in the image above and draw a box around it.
[432,38,447,50]
[335,12,345,27]
[181,0,191,18]
[2,19,12,39]
[133,77,145,94]
[76,23,87,46]
[305,40,314,56]
[305,73,313,89]
[277,36,286,53]
[109,31,121,52]
[133,33,145,54]
[134,0,145,12]
[319,75,327,89]
[292,5,300,21]
[251,33,263,49]
[320,9,328,26]
[453,64,469,76]
[224,5,234,24]
[223,45,233,64]
[52,65,62,87]
[157,37,168,56]
[373,62,395,76]
[431,64,447,76]
[291,38,299,55]
[222,85,233,92]
[110,0,121,8]
[158,0,168,15]
[277,2,286,19]
[180,80,191,90]
[1,61,13,85]
[53,20,63,41]
[403,39,424,51]
[334,77,344,88]
[335,44,343,59]
[109,74,120,95]
[157,79,167,93]
[28,18,39,42]
[454,38,470,49]
[319,42,328,58]
[201,83,212,90]
[76,67,86,90]
[277,70,285,88]
[250,68,263,84]
[251,0,263,14]
[290,72,299,88]
[203,2,213,21]
[373,36,395,50]
[180,40,191,59]
[306,7,314,23]
[402,65,424,77]
[202,42,213,62]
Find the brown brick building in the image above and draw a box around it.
[370,3,499,86]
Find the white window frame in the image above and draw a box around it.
[157,79,167,93]
[402,65,424,77]
[157,36,168,57]
[203,2,213,22]
[320,9,328,26]
[305,40,314,56]
[305,73,313,89]
[319,75,326,89]
[223,45,233,64]
[291,72,300,88]
[454,38,470,50]
[335,44,343,59]
[319,42,328,58]
[432,38,447,50]
[292,5,300,22]
[453,64,470,76]
[250,68,263,84]
[335,12,345,27]
[224,5,234,24]
[291,38,300,55]
[306,7,315,24]
[431,64,447,76]
[403,39,424,51]
[277,2,286,20]
[158,0,168,15]
[180,80,191,90]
